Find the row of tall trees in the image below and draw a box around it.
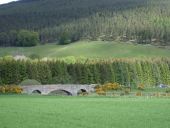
[0,30,39,47]
[0,58,170,87]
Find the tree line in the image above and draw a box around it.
[0,30,39,47]
[0,58,170,87]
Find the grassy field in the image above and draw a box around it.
[0,41,170,58]
[0,96,170,128]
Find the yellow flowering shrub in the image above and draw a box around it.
[102,83,121,91]
[0,85,23,94]
[136,91,142,96]
[95,83,121,95]
[0,86,5,93]
[137,84,145,90]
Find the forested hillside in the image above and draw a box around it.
[0,0,170,46]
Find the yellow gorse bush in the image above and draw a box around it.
[136,92,142,96]
[137,84,145,90]
[102,83,121,91]
[0,85,23,94]
[95,83,121,95]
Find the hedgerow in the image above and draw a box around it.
[0,58,170,87]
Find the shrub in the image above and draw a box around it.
[153,92,160,97]
[29,54,40,60]
[165,88,170,93]
[102,83,121,91]
[95,83,122,95]
[19,79,41,86]
[124,88,131,95]
[161,93,167,97]
[95,87,103,93]
[3,55,14,60]
[96,87,106,95]
[121,86,131,95]
[137,84,145,90]
[97,90,106,96]
[136,91,142,96]
[94,85,101,89]
[0,86,5,93]
[60,56,77,64]
[120,92,125,96]
[0,85,23,94]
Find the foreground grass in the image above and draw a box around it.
[0,96,170,128]
[0,41,170,58]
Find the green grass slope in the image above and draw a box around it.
[0,41,170,58]
[0,96,170,128]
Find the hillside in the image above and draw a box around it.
[0,0,170,46]
[0,0,148,31]
[0,41,169,58]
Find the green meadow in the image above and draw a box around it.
[0,96,170,128]
[0,41,169,58]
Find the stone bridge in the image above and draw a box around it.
[22,84,96,96]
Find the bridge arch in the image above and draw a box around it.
[48,89,72,96]
[32,90,41,94]
[77,89,88,95]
